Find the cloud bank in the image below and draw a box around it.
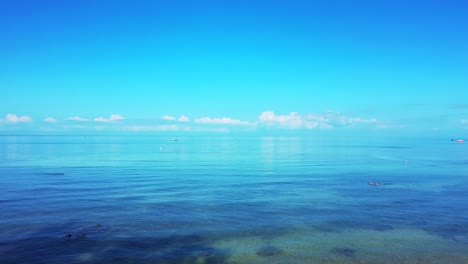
[162,115,190,122]
[195,117,250,125]
[258,111,377,129]
[0,114,32,123]
[94,114,125,122]
[178,115,190,122]
[44,117,58,123]
[461,119,468,129]
[66,116,90,122]
[124,125,189,132]
[1,110,381,133]
[162,115,176,121]
[65,115,125,123]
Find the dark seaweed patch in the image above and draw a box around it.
[36,173,65,176]
[0,233,226,264]
[256,245,284,257]
[330,247,356,258]
[424,223,468,244]
[316,220,394,233]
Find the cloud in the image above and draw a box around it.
[66,116,90,122]
[258,111,377,129]
[178,115,190,122]
[124,124,191,132]
[376,123,407,129]
[461,119,468,129]
[162,115,176,121]
[44,117,58,123]
[347,117,378,123]
[124,125,231,133]
[259,111,304,128]
[194,116,250,125]
[163,115,190,122]
[0,114,32,123]
[94,114,125,122]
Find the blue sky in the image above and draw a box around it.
[1,0,468,135]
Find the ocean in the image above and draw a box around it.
[0,135,467,263]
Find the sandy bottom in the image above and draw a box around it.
[212,227,468,264]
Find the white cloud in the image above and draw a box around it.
[94,114,125,123]
[194,116,250,125]
[206,127,230,133]
[124,124,191,132]
[162,115,176,121]
[163,115,190,122]
[347,117,377,123]
[259,111,377,129]
[123,125,232,133]
[376,123,407,129]
[259,111,304,128]
[461,119,468,130]
[44,117,58,123]
[178,115,190,122]
[66,116,90,122]
[111,114,125,121]
[1,114,32,123]
[93,117,107,122]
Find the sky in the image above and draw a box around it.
[1,0,468,136]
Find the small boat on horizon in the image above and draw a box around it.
[457,139,464,143]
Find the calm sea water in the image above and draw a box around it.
[1,135,467,264]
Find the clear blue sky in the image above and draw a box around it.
[1,0,468,135]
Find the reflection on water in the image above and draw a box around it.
[0,135,467,263]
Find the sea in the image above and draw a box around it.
[0,135,467,264]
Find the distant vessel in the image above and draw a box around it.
[369,181,384,186]
[457,139,464,143]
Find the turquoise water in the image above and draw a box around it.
[1,135,467,263]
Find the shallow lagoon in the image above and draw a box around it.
[1,135,467,263]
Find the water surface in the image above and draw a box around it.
[1,135,467,263]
